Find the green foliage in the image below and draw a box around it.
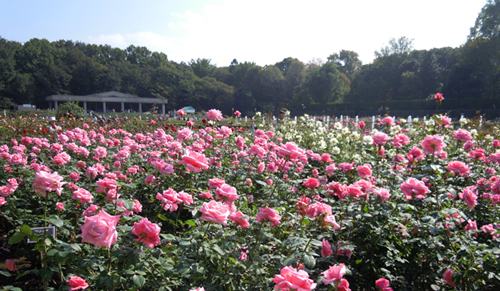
[56,101,86,119]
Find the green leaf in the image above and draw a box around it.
[20,225,32,235]
[0,270,11,277]
[46,249,58,256]
[70,244,81,252]
[121,199,134,211]
[301,219,310,226]
[212,244,225,256]
[158,213,168,221]
[48,217,64,227]
[303,254,316,269]
[185,220,196,227]
[40,268,53,281]
[8,232,26,245]
[132,274,146,287]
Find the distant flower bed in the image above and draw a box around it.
[0,111,499,290]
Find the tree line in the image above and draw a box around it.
[0,0,498,117]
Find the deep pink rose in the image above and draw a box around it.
[459,186,478,210]
[443,269,456,287]
[445,161,470,176]
[400,178,430,200]
[357,164,372,178]
[380,116,395,126]
[256,206,281,227]
[199,200,230,225]
[80,210,120,248]
[229,211,250,228]
[215,184,239,203]
[66,276,89,291]
[56,202,64,211]
[273,266,317,291]
[322,263,346,284]
[420,135,446,155]
[321,239,333,258]
[452,129,472,142]
[278,142,305,161]
[132,218,161,248]
[303,178,320,188]
[375,278,393,291]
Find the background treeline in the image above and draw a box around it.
[0,0,499,118]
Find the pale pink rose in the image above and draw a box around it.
[68,172,81,182]
[229,211,250,228]
[273,266,317,291]
[440,116,451,128]
[465,219,478,233]
[177,109,186,116]
[338,162,355,172]
[321,239,333,258]
[80,210,120,248]
[132,218,161,248]
[372,132,391,146]
[0,197,7,206]
[5,259,18,271]
[489,153,500,164]
[132,199,142,213]
[278,142,305,161]
[96,177,120,195]
[207,109,223,121]
[93,146,107,162]
[400,178,430,200]
[179,150,209,172]
[82,204,99,217]
[72,188,94,204]
[357,164,372,178]
[145,174,157,186]
[420,135,446,155]
[52,152,71,165]
[256,206,281,227]
[445,161,470,176]
[373,188,391,203]
[66,276,89,291]
[0,186,14,197]
[375,278,393,291]
[481,224,499,239]
[32,171,66,197]
[256,162,265,173]
[322,263,346,284]
[443,269,456,287]
[391,133,410,149]
[325,163,337,175]
[199,200,230,226]
[452,129,472,142]
[208,178,225,190]
[177,191,194,205]
[199,191,213,199]
[56,202,64,211]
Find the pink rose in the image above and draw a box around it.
[273,266,317,291]
[445,161,470,176]
[199,200,230,225]
[400,178,430,200]
[372,132,391,146]
[337,279,351,291]
[322,263,346,284]
[234,110,241,117]
[357,164,372,178]
[0,197,7,207]
[459,186,478,209]
[256,206,281,227]
[303,178,320,188]
[375,278,393,291]
[452,129,472,142]
[132,218,161,248]
[229,211,250,228]
[80,210,120,248]
[278,142,305,161]
[177,109,186,116]
[215,184,239,203]
[380,116,395,126]
[66,276,89,291]
[207,109,223,121]
[32,171,66,197]
[373,188,391,203]
[72,188,94,204]
[179,150,209,172]
[82,204,100,217]
[56,202,64,211]
[5,259,18,271]
[420,135,446,155]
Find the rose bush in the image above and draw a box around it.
[0,111,499,290]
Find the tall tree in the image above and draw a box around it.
[300,62,344,104]
[327,50,362,80]
[469,0,500,40]
[375,37,414,58]
[189,58,216,78]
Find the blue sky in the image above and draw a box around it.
[0,0,488,66]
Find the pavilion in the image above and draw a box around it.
[45,91,168,114]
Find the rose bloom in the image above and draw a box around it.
[380,116,395,126]
[215,184,240,203]
[256,206,281,227]
[337,279,351,291]
[443,269,456,288]
[273,266,317,291]
[452,129,472,142]
[459,186,478,210]
[322,263,346,285]
[376,278,393,291]
[434,92,444,101]
[199,200,230,226]
[56,202,64,211]
[5,259,18,271]
[420,135,446,155]
[207,109,223,121]
[229,211,250,228]
[303,178,320,188]
[400,178,430,200]
[357,164,372,177]
[278,142,306,161]
[66,276,89,291]
[372,132,391,146]
[72,187,94,204]
[179,150,209,172]
[177,109,186,116]
[80,210,120,248]
[373,188,391,203]
[445,161,471,176]
[0,197,7,207]
[82,204,100,217]
[234,110,241,117]
[132,217,161,248]
[489,153,500,164]
[321,239,333,258]
[32,171,66,197]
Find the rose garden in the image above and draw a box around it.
[0,106,499,290]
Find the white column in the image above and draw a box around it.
[83,101,87,111]
[121,102,125,112]
[103,102,106,112]
[162,104,165,115]
[55,101,58,110]
[139,103,142,113]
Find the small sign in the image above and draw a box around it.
[27,226,56,243]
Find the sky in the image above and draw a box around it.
[0,0,489,67]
